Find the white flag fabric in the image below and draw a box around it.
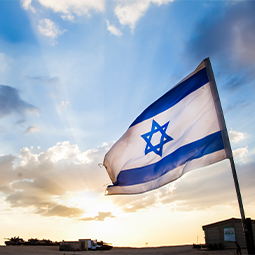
[103,58,232,195]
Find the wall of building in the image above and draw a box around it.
[59,241,85,251]
[59,239,94,251]
[203,218,254,249]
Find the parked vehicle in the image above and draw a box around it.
[5,237,59,246]
[4,236,25,246]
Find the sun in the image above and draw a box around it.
[57,191,120,218]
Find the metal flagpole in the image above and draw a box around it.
[229,157,255,254]
[205,58,254,254]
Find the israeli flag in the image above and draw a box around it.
[103,58,232,195]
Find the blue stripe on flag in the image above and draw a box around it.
[112,131,224,187]
[130,67,209,128]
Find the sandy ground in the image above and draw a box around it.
[0,245,248,255]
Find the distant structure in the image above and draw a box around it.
[4,237,25,246]
[4,237,59,246]
[4,236,112,251]
[59,239,112,251]
[202,218,255,250]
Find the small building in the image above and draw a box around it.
[202,218,255,249]
[59,239,93,251]
[59,241,81,251]
[79,239,92,251]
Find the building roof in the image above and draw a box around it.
[202,217,254,230]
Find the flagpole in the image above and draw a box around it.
[229,157,255,254]
[205,58,254,254]
[229,157,246,224]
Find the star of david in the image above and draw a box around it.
[141,119,173,157]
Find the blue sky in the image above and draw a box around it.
[0,0,255,247]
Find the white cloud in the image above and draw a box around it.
[61,14,75,21]
[114,1,150,30]
[37,0,104,17]
[57,101,69,113]
[18,141,99,166]
[19,147,40,167]
[114,0,173,30]
[229,130,246,143]
[233,147,248,160]
[24,125,41,134]
[106,20,122,36]
[38,19,66,40]
[21,0,31,9]
[23,0,173,34]
[20,0,35,12]
[0,155,17,187]
[0,141,112,219]
[37,141,90,164]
